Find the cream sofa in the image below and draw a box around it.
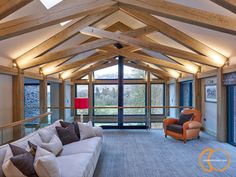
[0,120,103,177]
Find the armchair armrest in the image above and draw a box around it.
[163,118,178,126]
[183,121,202,130]
[93,127,103,137]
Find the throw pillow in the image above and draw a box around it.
[34,146,60,177]
[56,124,79,145]
[40,135,63,156]
[178,113,194,125]
[2,144,38,177]
[60,121,80,139]
[78,121,96,140]
[28,141,37,156]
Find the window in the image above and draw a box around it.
[151,84,165,115]
[94,85,118,115]
[76,85,89,115]
[124,84,146,115]
[124,66,145,79]
[94,65,118,79]
[180,81,192,107]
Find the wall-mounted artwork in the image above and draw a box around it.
[205,85,217,103]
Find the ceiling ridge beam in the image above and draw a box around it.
[210,0,236,14]
[80,27,220,67]
[121,8,227,64]
[117,0,236,35]
[0,0,33,20]
[0,0,117,40]
[16,8,117,67]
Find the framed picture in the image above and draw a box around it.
[205,85,217,102]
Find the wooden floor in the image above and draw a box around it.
[94,130,236,177]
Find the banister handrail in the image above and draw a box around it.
[0,112,51,130]
[24,106,193,109]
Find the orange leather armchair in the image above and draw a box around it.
[163,109,202,143]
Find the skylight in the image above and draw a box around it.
[40,0,63,9]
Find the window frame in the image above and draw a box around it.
[123,83,147,116]
[150,83,165,116]
[93,83,119,116]
[75,84,89,116]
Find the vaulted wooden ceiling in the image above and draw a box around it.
[0,0,236,81]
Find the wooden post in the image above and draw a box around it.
[71,84,75,117]
[88,73,93,122]
[175,80,180,117]
[40,78,48,123]
[217,68,227,142]
[193,75,201,111]
[12,70,24,139]
[59,81,65,120]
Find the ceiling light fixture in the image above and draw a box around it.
[60,20,72,26]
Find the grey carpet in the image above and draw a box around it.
[94,130,236,177]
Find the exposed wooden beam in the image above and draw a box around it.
[16,8,117,67]
[121,51,194,74]
[45,52,117,75]
[70,60,118,80]
[211,0,236,14]
[81,27,218,67]
[197,69,218,79]
[0,65,18,75]
[122,8,227,64]
[0,0,117,40]
[22,26,154,70]
[0,0,33,20]
[118,0,236,35]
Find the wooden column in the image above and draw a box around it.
[146,72,151,127]
[59,81,65,120]
[71,84,75,117]
[217,68,227,142]
[40,78,48,123]
[175,80,180,117]
[193,75,201,111]
[88,73,93,122]
[165,82,170,116]
[12,70,24,139]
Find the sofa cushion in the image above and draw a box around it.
[178,113,193,125]
[12,133,42,150]
[56,124,79,145]
[93,127,103,137]
[40,135,63,156]
[60,137,102,156]
[166,124,183,134]
[78,121,96,140]
[60,121,80,140]
[38,120,61,143]
[2,144,37,177]
[34,146,60,177]
[57,153,94,177]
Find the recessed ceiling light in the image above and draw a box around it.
[60,20,72,26]
[40,0,63,9]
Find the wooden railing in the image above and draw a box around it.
[0,112,51,145]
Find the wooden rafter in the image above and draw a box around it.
[16,8,117,66]
[124,60,168,79]
[0,0,33,20]
[210,0,236,14]
[121,8,227,63]
[80,27,219,67]
[22,26,154,70]
[117,0,236,35]
[120,51,194,74]
[70,60,118,80]
[44,52,117,76]
[0,0,117,40]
